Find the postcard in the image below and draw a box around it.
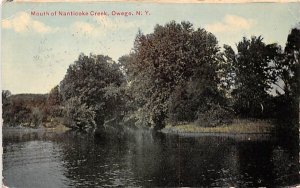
[1,1,300,187]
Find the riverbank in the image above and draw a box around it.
[2,122,70,133]
[161,119,274,135]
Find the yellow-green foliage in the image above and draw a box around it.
[164,119,274,134]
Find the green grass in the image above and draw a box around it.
[162,119,274,134]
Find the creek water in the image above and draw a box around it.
[2,128,300,187]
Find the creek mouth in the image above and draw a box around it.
[2,127,300,187]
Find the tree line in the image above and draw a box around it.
[2,21,299,132]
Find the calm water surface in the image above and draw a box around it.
[3,128,300,187]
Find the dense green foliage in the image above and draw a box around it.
[222,28,299,126]
[122,21,231,129]
[283,28,300,98]
[63,97,96,130]
[222,37,281,117]
[274,27,300,130]
[59,54,125,130]
[2,21,299,132]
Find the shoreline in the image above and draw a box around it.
[160,131,273,141]
[160,119,275,135]
[2,119,275,135]
[2,123,71,133]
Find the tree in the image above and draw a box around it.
[2,90,12,125]
[223,36,281,117]
[43,85,64,120]
[47,85,62,106]
[59,54,125,129]
[273,27,300,128]
[282,27,300,97]
[2,90,11,102]
[124,21,226,129]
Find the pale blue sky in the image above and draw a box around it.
[1,2,300,94]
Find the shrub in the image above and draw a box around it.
[63,97,96,130]
[196,104,234,127]
[30,108,44,127]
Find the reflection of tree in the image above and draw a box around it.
[237,138,299,187]
[237,141,275,186]
[272,135,299,186]
[58,129,241,187]
[59,131,139,187]
[4,129,299,187]
[129,133,240,187]
[131,135,298,187]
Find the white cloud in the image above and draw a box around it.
[2,12,56,34]
[95,16,138,30]
[205,15,256,33]
[71,16,139,38]
[72,22,95,34]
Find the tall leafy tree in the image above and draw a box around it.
[223,36,281,117]
[282,27,300,97]
[274,27,300,127]
[125,21,224,129]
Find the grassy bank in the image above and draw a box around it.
[161,119,274,134]
[44,122,71,131]
[2,117,70,132]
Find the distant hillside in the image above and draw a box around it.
[2,92,65,128]
[9,94,48,107]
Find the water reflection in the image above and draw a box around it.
[3,128,300,187]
